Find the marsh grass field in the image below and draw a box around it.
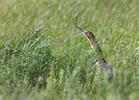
[0,0,139,100]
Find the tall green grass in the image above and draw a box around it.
[0,0,138,100]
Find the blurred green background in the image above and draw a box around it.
[0,0,138,100]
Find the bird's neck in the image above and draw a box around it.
[91,42,104,61]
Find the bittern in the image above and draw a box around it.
[76,26,113,80]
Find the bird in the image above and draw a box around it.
[29,75,46,87]
[75,26,113,80]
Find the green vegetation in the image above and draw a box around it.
[0,0,138,100]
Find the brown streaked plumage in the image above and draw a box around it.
[76,26,113,80]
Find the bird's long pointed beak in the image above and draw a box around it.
[75,26,86,34]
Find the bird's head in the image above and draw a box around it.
[76,26,96,48]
